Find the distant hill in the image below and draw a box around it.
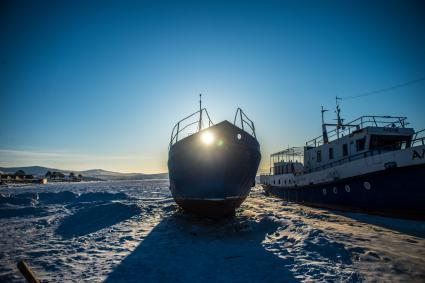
[0,166,168,181]
[0,166,59,176]
[78,169,168,181]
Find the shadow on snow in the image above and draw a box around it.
[56,202,141,239]
[104,211,298,283]
[337,211,425,238]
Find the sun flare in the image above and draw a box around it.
[201,131,215,145]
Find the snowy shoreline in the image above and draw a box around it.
[1,181,424,282]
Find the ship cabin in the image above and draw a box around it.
[303,115,414,173]
[270,147,304,175]
[266,147,304,186]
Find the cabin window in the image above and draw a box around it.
[317,150,322,162]
[356,137,366,152]
[369,135,411,151]
[278,179,281,184]
[342,144,348,156]
[329,147,334,160]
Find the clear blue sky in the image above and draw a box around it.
[1,0,424,173]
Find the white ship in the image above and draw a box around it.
[260,103,425,219]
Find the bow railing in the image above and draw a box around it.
[169,108,214,149]
[233,108,257,139]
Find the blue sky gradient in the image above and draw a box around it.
[1,0,425,173]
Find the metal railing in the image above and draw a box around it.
[233,108,257,138]
[169,108,214,148]
[270,147,304,159]
[306,115,408,147]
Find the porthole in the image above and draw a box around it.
[323,188,327,195]
[333,187,338,194]
[364,181,371,190]
[345,185,351,192]
[237,133,242,140]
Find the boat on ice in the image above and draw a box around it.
[168,96,261,217]
[260,103,425,219]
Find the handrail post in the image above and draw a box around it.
[176,122,179,143]
[233,108,239,125]
[170,129,174,148]
[240,109,244,130]
[198,94,202,132]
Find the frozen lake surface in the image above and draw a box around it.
[0,180,424,282]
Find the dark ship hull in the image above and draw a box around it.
[168,121,261,217]
[264,163,425,220]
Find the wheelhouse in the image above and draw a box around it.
[304,116,415,173]
[269,147,304,176]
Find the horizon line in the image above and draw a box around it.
[0,164,168,175]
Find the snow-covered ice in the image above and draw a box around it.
[0,181,424,282]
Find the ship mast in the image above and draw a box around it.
[198,93,202,132]
[335,96,343,138]
[320,97,346,143]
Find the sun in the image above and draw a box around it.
[201,131,215,145]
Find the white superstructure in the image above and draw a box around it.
[260,109,425,188]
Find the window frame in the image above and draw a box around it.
[329,147,334,160]
[356,137,366,152]
[342,144,348,156]
[317,150,322,162]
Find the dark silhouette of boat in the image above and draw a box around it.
[168,96,261,217]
